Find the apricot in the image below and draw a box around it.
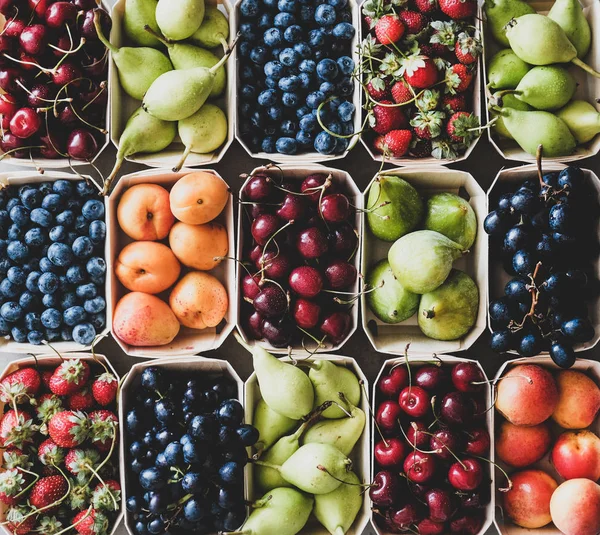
[169,221,228,271]
[169,271,228,330]
[496,421,552,468]
[170,171,229,225]
[117,184,175,241]
[552,370,600,429]
[115,242,181,294]
[113,292,180,347]
[550,479,600,535]
[503,469,558,529]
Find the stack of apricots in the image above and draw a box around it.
[112,172,230,347]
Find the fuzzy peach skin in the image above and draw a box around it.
[503,469,558,529]
[115,242,181,294]
[495,364,558,426]
[113,292,180,346]
[169,221,228,271]
[550,479,600,535]
[117,184,175,241]
[169,172,229,225]
[169,271,228,330]
[552,370,600,429]
[496,421,552,468]
[551,430,600,481]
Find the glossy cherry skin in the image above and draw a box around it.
[375,400,402,435]
[79,8,112,41]
[249,244,264,265]
[464,428,490,456]
[449,513,484,534]
[4,18,25,38]
[425,488,457,523]
[448,458,483,491]
[329,222,357,257]
[417,518,446,535]
[243,174,272,201]
[378,366,408,398]
[374,437,406,468]
[20,25,47,55]
[45,2,78,28]
[10,108,41,139]
[369,470,400,507]
[29,0,52,17]
[324,260,356,290]
[242,274,262,300]
[258,250,292,280]
[40,130,65,159]
[406,421,429,449]
[296,226,329,259]
[390,503,423,531]
[292,298,320,329]
[66,129,98,160]
[300,173,337,202]
[319,311,351,343]
[253,285,288,319]
[320,193,350,223]
[277,193,306,221]
[289,266,323,298]
[399,386,430,418]
[245,311,265,340]
[0,94,19,123]
[415,365,448,391]
[430,429,463,461]
[451,362,485,393]
[52,62,82,86]
[251,214,281,246]
[440,391,476,426]
[0,132,27,158]
[262,318,293,348]
[403,451,436,483]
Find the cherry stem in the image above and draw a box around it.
[398,421,440,455]
[316,465,363,486]
[473,455,513,492]
[360,379,388,448]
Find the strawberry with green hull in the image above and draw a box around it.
[38,439,66,467]
[48,410,89,448]
[0,368,41,404]
[29,475,69,513]
[91,374,117,407]
[73,509,110,535]
[0,469,27,506]
[0,410,37,449]
[49,360,91,396]
[5,506,37,535]
[68,389,96,412]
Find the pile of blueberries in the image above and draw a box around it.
[237,0,356,155]
[125,367,259,535]
[0,179,106,345]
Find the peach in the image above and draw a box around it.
[170,171,229,225]
[550,479,600,535]
[117,184,175,241]
[503,469,558,529]
[495,364,558,426]
[113,292,180,346]
[496,421,552,468]
[552,370,600,429]
[169,221,228,271]
[551,430,600,481]
[169,271,228,330]
[115,242,181,294]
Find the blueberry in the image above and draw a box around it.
[27,331,43,345]
[7,241,29,262]
[51,180,72,197]
[60,292,78,310]
[315,3,336,25]
[64,305,86,326]
[66,198,83,211]
[0,278,19,298]
[240,64,254,82]
[293,41,311,58]
[337,76,354,96]
[284,24,303,43]
[47,243,74,267]
[86,257,105,278]
[38,272,59,295]
[238,40,252,58]
[11,326,27,343]
[328,0,348,8]
[0,317,10,336]
[306,90,326,109]
[7,224,24,241]
[48,226,67,243]
[26,272,41,293]
[0,259,11,277]
[299,60,316,74]
[81,199,104,221]
[279,47,300,67]
[257,89,278,107]
[82,295,105,315]
[314,131,337,154]
[30,208,52,228]
[1,302,22,322]
[337,55,354,75]
[282,91,300,107]
[333,21,355,39]
[239,0,260,17]
[300,5,315,22]
[41,294,58,309]
[139,467,167,491]
[317,58,339,81]
[126,495,142,514]
[261,136,276,152]
[250,110,265,129]
[60,327,73,341]
[76,282,98,301]
[20,188,42,209]
[278,120,295,137]
[65,232,78,246]
[337,100,355,122]
[20,291,39,311]
[9,205,30,227]
[264,60,285,80]
[6,198,19,211]
[275,137,298,154]
[72,236,93,258]
[42,194,62,213]
[267,106,283,122]
[74,215,89,234]
[249,45,268,64]
[89,312,105,331]
[41,308,62,329]
[239,23,257,42]
[24,312,42,331]
[258,13,273,29]
[55,210,75,227]
[72,322,96,344]
[263,27,283,47]
[66,265,86,285]
[76,181,96,197]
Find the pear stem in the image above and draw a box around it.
[571,57,600,79]
[210,32,241,74]
[93,12,117,55]
[173,145,192,173]
[102,154,124,196]
[143,25,171,47]
[252,459,280,471]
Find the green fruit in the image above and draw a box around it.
[308,361,360,419]
[252,399,298,452]
[423,193,477,250]
[484,0,536,47]
[487,49,531,90]
[548,0,591,58]
[156,0,205,41]
[366,175,424,242]
[556,100,600,143]
[366,259,419,324]
[314,471,363,535]
[190,6,230,49]
[418,269,479,340]
[491,94,532,139]
[123,0,161,48]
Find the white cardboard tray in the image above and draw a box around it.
[107,167,236,357]
[361,167,488,355]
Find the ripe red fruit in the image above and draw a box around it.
[0,410,35,449]
[448,458,483,491]
[244,174,272,202]
[245,311,264,339]
[465,428,491,456]
[49,359,90,396]
[367,78,390,101]
[370,470,400,506]
[45,2,78,28]
[48,410,89,448]
[66,128,98,161]
[292,298,320,329]
[289,266,323,298]
[406,421,429,448]
[320,193,350,223]
[442,93,468,114]
[447,63,473,93]
[324,260,356,290]
[320,311,351,343]
[439,0,476,19]
[29,475,68,511]
[451,362,485,392]
[417,519,446,535]
[390,503,423,530]
[88,410,118,453]
[300,173,336,203]
[398,10,427,34]
[384,130,412,157]
[414,0,439,14]
[375,15,405,45]
[258,250,292,280]
[9,108,41,139]
[426,488,457,523]
[415,365,447,391]
[0,367,41,403]
[296,227,329,259]
[446,111,479,144]
[404,451,436,483]
[73,509,109,535]
[242,274,262,300]
[455,32,482,65]
[67,388,95,411]
[372,100,408,135]
[378,366,409,398]
[391,80,412,104]
[399,386,430,418]
[277,193,305,221]
[376,400,402,434]
[402,55,439,89]
[374,437,406,468]
[373,134,387,155]
[92,372,118,406]
[449,514,485,535]
[430,429,463,461]
[19,24,47,55]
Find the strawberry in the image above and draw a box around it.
[373,135,387,154]
[414,0,438,14]
[375,15,405,45]
[65,448,101,477]
[415,89,441,112]
[67,479,91,510]
[5,505,37,535]
[29,475,68,511]
[446,111,480,144]
[0,469,26,505]
[442,92,468,113]
[38,439,65,466]
[67,388,95,411]
[88,410,118,453]
[48,410,89,448]
[446,63,473,93]
[367,78,390,101]
[439,0,476,18]
[410,138,433,158]
[91,373,117,407]
[400,54,439,89]
[92,480,121,512]
[455,32,482,65]
[430,21,458,51]
[371,100,408,134]
[35,393,63,427]
[384,130,413,157]
[49,359,90,396]
[398,11,427,34]
[391,80,413,104]
[410,110,446,139]
[0,368,41,403]
[72,509,109,535]
[37,516,64,535]
[0,410,36,449]
[3,448,33,471]
[41,371,53,391]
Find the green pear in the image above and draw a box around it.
[388,230,464,294]
[556,100,600,143]
[487,49,531,90]
[174,104,228,171]
[505,14,600,78]
[497,66,576,111]
[236,333,314,420]
[484,0,536,47]
[308,360,360,419]
[190,6,230,49]
[123,0,162,48]
[423,193,477,250]
[366,259,419,324]
[366,175,424,242]
[314,471,363,535]
[155,0,205,41]
[253,399,298,453]
[142,43,234,121]
[418,269,479,341]
[94,14,172,101]
[103,108,176,195]
[303,395,365,456]
[491,93,533,139]
[548,0,591,58]
[495,107,577,156]
[240,488,313,535]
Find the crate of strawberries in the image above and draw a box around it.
[0,352,122,535]
[358,0,482,163]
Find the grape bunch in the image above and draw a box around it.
[484,166,598,367]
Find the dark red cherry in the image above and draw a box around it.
[257,250,292,280]
[78,82,108,109]
[292,298,320,329]
[276,193,305,221]
[67,129,99,161]
[81,52,108,79]
[374,437,405,468]
[262,317,293,348]
[0,132,27,158]
[251,214,281,246]
[0,93,19,122]
[329,222,357,258]
[4,18,25,38]
[297,226,328,259]
[10,108,41,139]
[417,519,445,535]
[72,0,97,8]
[0,68,25,94]
[57,104,78,126]
[460,487,491,509]
[369,471,400,507]
[20,25,47,56]
[451,362,485,393]
[28,0,52,17]
[324,260,356,290]
[449,514,484,535]
[399,386,430,418]
[45,2,78,28]
[320,193,350,222]
[390,503,423,531]
[448,458,483,491]
[242,274,262,300]
[415,365,448,391]
[406,421,429,449]
[26,84,52,107]
[378,366,408,398]
[319,310,350,343]
[51,34,73,57]
[52,62,82,86]
[244,311,264,340]
[430,429,463,461]
[425,488,457,523]
[0,0,23,16]
[80,8,112,41]
[289,266,323,298]
[243,174,272,201]
[375,400,402,435]
[440,391,476,426]
[253,284,288,319]
[300,173,337,202]
[404,451,436,483]
[0,35,15,55]
[464,428,490,456]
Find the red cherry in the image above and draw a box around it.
[406,421,429,449]
[39,129,65,159]
[449,514,485,535]
[251,214,281,246]
[289,266,323,298]
[369,470,400,507]
[430,429,463,461]
[451,362,485,393]
[242,274,262,300]
[417,519,446,535]
[296,226,329,259]
[319,311,351,344]
[292,298,320,329]
[20,24,47,55]
[404,451,436,483]
[258,250,292,280]
[425,488,457,523]
[378,366,408,398]
[375,400,402,435]
[4,18,25,38]
[390,503,423,531]
[464,428,490,456]
[45,2,78,28]
[448,458,483,491]
[415,365,448,391]
[66,128,98,161]
[320,193,350,222]
[440,391,476,426]
[243,174,272,201]
[249,244,264,265]
[399,386,430,418]
[324,260,357,290]
[9,108,41,139]
[276,193,306,221]
[244,311,265,340]
[253,284,288,319]
[52,62,82,86]
[374,437,406,468]
[0,94,19,122]
[0,131,27,158]
[329,222,357,257]
[29,0,52,17]
[262,317,293,348]
[300,173,337,202]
